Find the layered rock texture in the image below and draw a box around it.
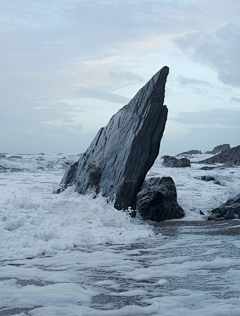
[205,144,230,155]
[199,145,240,166]
[208,194,240,220]
[136,177,185,221]
[60,67,169,210]
[162,155,191,168]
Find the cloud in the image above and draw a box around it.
[0,104,93,154]
[163,108,240,154]
[1,0,240,153]
[175,23,240,87]
[75,87,129,104]
[177,75,211,86]
[172,108,240,127]
[231,96,240,103]
[183,126,240,152]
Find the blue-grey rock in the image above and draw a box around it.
[200,145,240,166]
[60,67,169,210]
[208,194,240,220]
[162,155,191,168]
[205,144,230,155]
[176,150,201,157]
[136,177,185,221]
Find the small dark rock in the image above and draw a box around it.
[209,193,240,220]
[200,166,216,170]
[195,176,222,185]
[53,187,65,194]
[200,175,216,182]
[162,155,191,168]
[136,177,185,222]
[130,210,136,218]
[200,210,205,215]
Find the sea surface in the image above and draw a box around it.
[0,152,240,316]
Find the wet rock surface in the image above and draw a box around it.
[136,177,185,222]
[162,155,191,168]
[205,144,230,155]
[200,166,216,170]
[200,145,240,166]
[195,175,222,185]
[60,67,169,210]
[176,150,201,157]
[208,193,240,220]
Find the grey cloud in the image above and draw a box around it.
[173,108,240,127]
[175,23,240,87]
[0,105,91,154]
[184,126,240,152]
[231,96,240,103]
[1,0,240,154]
[109,71,144,89]
[76,88,130,104]
[164,108,240,154]
[177,75,211,86]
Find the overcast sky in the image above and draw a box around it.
[1,0,240,155]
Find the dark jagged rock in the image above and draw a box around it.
[208,194,240,220]
[195,175,222,185]
[199,145,240,166]
[136,177,185,222]
[200,166,216,170]
[162,155,191,168]
[200,175,216,182]
[176,150,201,157]
[205,144,230,155]
[60,67,169,210]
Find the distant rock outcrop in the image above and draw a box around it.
[208,194,240,220]
[60,67,169,210]
[176,150,201,157]
[205,144,230,155]
[199,145,240,166]
[136,177,185,222]
[162,155,191,168]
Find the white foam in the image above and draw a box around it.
[0,168,153,261]
[148,156,240,219]
[1,152,240,315]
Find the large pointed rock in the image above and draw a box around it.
[60,66,169,210]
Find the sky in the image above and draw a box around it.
[1,0,240,155]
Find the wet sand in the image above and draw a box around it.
[151,220,240,237]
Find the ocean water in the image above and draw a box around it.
[0,152,240,315]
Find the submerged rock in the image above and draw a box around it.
[162,155,191,168]
[195,175,222,186]
[60,67,169,210]
[199,145,240,166]
[200,175,216,182]
[176,150,201,157]
[208,194,240,220]
[136,177,185,222]
[205,144,230,155]
[200,166,216,170]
